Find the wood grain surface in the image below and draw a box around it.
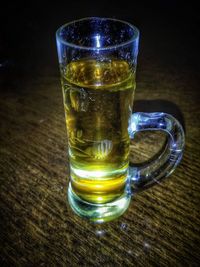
[0,3,200,267]
[1,65,200,266]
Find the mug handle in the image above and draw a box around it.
[128,112,185,192]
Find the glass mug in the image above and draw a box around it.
[56,17,185,223]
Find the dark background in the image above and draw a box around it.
[1,1,199,78]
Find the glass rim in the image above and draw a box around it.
[56,17,139,51]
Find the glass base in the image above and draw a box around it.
[68,183,131,223]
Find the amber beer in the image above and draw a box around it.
[61,59,135,204]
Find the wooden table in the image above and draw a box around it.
[0,4,200,267]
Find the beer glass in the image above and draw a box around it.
[56,17,185,223]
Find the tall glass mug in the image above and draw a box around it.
[56,18,185,223]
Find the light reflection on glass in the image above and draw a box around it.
[95,34,101,48]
